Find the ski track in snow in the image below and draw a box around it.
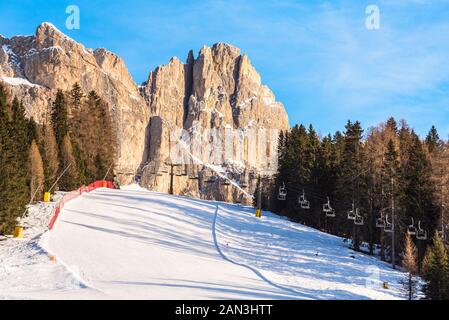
[212,206,307,298]
[1,185,408,299]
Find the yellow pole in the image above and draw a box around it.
[13,226,23,238]
[44,192,51,202]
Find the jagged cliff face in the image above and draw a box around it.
[0,23,289,203]
[0,23,148,179]
[139,43,289,203]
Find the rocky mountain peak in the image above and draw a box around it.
[1,23,290,204]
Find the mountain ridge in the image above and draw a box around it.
[0,22,290,203]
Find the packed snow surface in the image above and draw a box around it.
[1,185,407,299]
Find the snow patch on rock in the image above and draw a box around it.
[1,76,43,88]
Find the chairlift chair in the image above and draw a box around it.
[407,217,417,236]
[347,203,356,220]
[416,221,427,240]
[326,209,336,218]
[354,210,364,226]
[384,215,393,233]
[277,182,287,201]
[298,192,306,205]
[376,216,385,228]
[322,197,333,213]
[301,200,310,209]
[298,190,310,209]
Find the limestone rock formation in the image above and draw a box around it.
[139,43,290,203]
[0,23,290,204]
[0,23,148,180]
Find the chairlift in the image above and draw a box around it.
[277,182,287,201]
[416,221,427,240]
[298,190,310,209]
[376,216,385,228]
[347,203,356,220]
[326,208,336,218]
[322,197,333,213]
[301,200,310,209]
[354,209,364,226]
[384,215,393,233]
[407,217,417,236]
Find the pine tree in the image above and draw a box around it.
[422,231,449,300]
[402,233,418,300]
[336,121,365,249]
[402,132,439,262]
[426,125,441,154]
[381,139,401,264]
[95,93,116,180]
[0,85,13,233]
[0,90,30,233]
[51,89,69,150]
[41,124,60,191]
[315,134,338,229]
[284,125,315,220]
[29,140,45,202]
[386,117,398,134]
[70,82,84,111]
[11,98,30,157]
[70,90,117,183]
[59,135,79,191]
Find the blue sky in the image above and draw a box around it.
[1,0,449,138]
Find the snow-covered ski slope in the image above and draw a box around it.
[3,184,407,299]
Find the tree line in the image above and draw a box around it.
[269,118,449,299]
[0,83,117,234]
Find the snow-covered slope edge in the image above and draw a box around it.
[0,194,103,300]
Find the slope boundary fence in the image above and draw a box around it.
[49,180,115,230]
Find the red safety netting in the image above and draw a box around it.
[49,180,115,230]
